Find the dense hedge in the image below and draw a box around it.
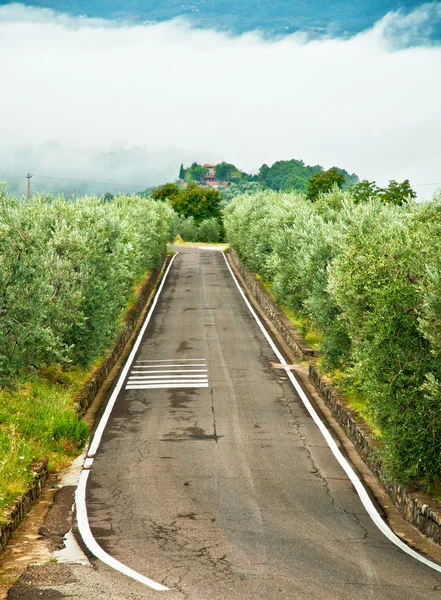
[224,189,441,487]
[0,192,174,388]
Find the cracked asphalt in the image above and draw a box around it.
[8,247,441,599]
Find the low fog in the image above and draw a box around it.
[1,2,440,198]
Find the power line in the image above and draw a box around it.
[30,174,148,188]
[413,182,441,187]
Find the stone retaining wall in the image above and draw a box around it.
[0,255,168,550]
[228,248,441,547]
[0,459,48,550]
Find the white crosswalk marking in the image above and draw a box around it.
[125,358,209,390]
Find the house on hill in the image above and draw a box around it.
[203,164,218,187]
[202,163,227,188]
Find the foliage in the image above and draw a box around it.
[197,218,221,243]
[215,162,238,182]
[152,182,180,201]
[224,188,441,488]
[0,194,174,387]
[179,158,359,194]
[306,169,346,201]
[349,179,417,205]
[348,179,380,203]
[258,159,322,192]
[171,183,222,226]
[172,214,198,241]
[378,179,417,205]
[219,180,263,205]
[179,163,186,180]
[184,162,209,183]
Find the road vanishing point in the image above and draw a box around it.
[16,247,441,599]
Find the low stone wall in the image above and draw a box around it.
[228,248,441,547]
[0,459,48,550]
[228,249,318,361]
[0,255,168,550]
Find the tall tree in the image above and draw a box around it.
[215,162,237,182]
[306,169,345,201]
[179,163,186,180]
[378,180,417,205]
[171,184,222,225]
[185,163,209,183]
[349,180,380,203]
[152,183,180,201]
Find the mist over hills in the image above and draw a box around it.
[0,143,211,197]
[1,0,436,39]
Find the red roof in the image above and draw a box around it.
[203,163,214,168]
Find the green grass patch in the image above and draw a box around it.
[281,306,323,350]
[255,273,323,351]
[0,365,90,518]
[328,369,381,438]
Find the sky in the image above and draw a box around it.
[0,1,440,198]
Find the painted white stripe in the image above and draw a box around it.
[136,359,206,363]
[128,375,208,380]
[76,471,168,591]
[130,369,208,374]
[222,250,441,574]
[77,253,180,590]
[127,379,208,385]
[126,383,209,389]
[133,364,206,368]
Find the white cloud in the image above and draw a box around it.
[1,3,440,198]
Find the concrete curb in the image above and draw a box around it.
[228,248,441,547]
[0,255,169,551]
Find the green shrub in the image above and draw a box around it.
[197,218,221,243]
[0,194,174,386]
[225,188,441,487]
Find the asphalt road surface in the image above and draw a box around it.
[10,247,441,599]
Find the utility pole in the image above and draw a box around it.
[26,173,32,203]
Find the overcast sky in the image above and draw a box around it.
[1,2,440,198]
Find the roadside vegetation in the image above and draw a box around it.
[152,182,224,242]
[224,182,441,491]
[0,186,174,517]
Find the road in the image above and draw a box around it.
[9,247,441,599]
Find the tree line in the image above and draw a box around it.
[224,186,441,489]
[0,188,174,388]
[178,158,359,195]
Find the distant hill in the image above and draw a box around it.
[179,159,359,195]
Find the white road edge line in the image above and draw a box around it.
[221,250,441,574]
[76,253,181,592]
[76,471,168,591]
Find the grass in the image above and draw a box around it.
[0,264,161,521]
[0,365,90,518]
[255,274,323,350]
